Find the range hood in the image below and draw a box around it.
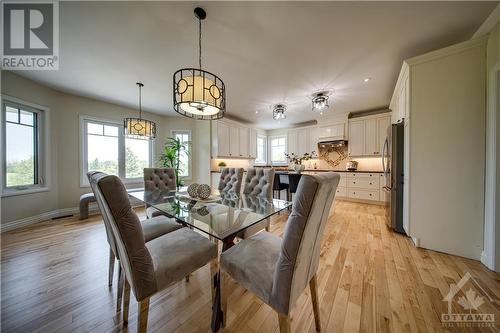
[318,139,348,148]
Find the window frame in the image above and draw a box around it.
[254,134,267,165]
[171,129,192,180]
[1,95,50,197]
[79,115,153,187]
[268,135,288,165]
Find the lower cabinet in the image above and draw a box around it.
[335,172,386,203]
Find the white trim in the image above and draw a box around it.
[473,4,500,38]
[1,95,51,197]
[170,129,193,180]
[254,134,267,165]
[483,63,500,271]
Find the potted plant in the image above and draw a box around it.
[217,161,227,172]
[284,151,317,173]
[159,137,191,190]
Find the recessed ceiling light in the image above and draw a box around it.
[364,77,371,82]
[255,110,259,114]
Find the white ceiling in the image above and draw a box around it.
[14,1,498,129]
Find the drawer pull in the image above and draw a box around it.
[369,182,372,185]
[353,181,356,184]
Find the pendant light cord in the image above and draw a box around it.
[198,17,202,69]
[138,83,142,119]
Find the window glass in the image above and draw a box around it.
[5,106,18,122]
[270,136,287,163]
[20,110,34,126]
[255,136,266,164]
[172,131,191,178]
[125,138,150,178]
[86,122,119,175]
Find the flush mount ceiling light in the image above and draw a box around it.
[311,91,330,112]
[124,82,157,140]
[273,104,286,120]
[173,7,226,120]
[364,77,371,82]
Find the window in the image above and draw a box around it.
[255,135,267,164]
[269,135,287,164]
[81,117,152,185]
[2,99,47,194]
[171,130,191,178]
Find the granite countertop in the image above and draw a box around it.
[210,169,383,174]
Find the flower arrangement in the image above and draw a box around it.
[284,151,317,165]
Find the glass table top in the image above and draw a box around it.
[128,188,292,241]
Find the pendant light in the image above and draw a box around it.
[124,82,157,140]
[273,104,286,120]
[173,7,226,120]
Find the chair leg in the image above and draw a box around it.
[108,249,115,287]
[220,271,229,328]
[265,218,270,232]
[122,278,131,325]
[116,265,123,312]
[137,298,150,333]
[278,312,291,333]
[209,259,219,304]
[310,275,321,331]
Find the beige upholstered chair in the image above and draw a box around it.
[218,168,244,194]
[87,171,182,312]
[239,168,275,237]
[96,174,218,333]
[220,173,340,332]
[144,168,177,218]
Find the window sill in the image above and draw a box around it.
[1,186,50,198]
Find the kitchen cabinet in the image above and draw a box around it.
[249,128,257,158]
[238,127,249,157]
[348,114,391,157]
[216,122,230,157]
[318,123,345,140]
[229,127,239,157]
[287,130,298,155]
[348,120,364,156]
[297,128,309,155]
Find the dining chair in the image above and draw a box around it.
[96,174,218,333]
[87,171,183,312]
[239,168,275,237]
[220,172,340,332]
[144,168,176,218]
[218,167,244,194]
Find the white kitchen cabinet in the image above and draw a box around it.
[249,128,257,158]
[216,122,230,157]
[348,120,364,156]
[348,114,391,157]
[318,123,345,140]
[229,127,239,157]
[364,118,378,156]
[238,127,249,157]
[297,128,309,155]
[309,129,319,153]
[287,130,298,155]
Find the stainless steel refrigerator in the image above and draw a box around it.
[382,122,405,234]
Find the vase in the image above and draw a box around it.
[294,164,305,174]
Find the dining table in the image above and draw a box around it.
[128,187,292,332]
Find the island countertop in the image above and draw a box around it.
[210,169,384,174]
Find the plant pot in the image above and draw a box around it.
[294,164,305,174]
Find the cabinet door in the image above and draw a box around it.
[297,128,309,155]
[248,128,257,158]
[287,130,298,155]
[348,120,364,156]
[238,127,249,157]
[217,122,230,157]
[364,118,378,156]
[309,128,319,153]
[377,116,390,156]
[229,126,239,157]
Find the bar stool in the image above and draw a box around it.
[273,172,289,199]
[288,173,302,202]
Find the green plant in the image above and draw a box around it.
[159,137,191,188]
[218,161,227,167]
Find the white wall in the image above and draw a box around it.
[1,72,209,225]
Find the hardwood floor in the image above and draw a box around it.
[2,201,500,332]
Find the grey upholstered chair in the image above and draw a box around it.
[218,168,244,194]
[239,168,275,237]
[87,171,183,312]
[220,173,340,332]
[144,168,177,218]
[96,174,218,333]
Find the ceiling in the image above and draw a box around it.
[14,1,498,129]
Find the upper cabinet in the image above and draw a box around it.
[348,113,391,157]
[318,123,345,140]
[212,120,257,159]
[390,64,409,124]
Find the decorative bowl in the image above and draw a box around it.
[197,184,211,200]
[187,183,199,198]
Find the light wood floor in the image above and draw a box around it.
[2,201,500,333]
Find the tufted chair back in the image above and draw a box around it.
[144,168,176,191]
[218,168,244,194]
[242,168,275,199]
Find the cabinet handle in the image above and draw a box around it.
[369,193,372,196]
[353,181,356,184]
[369,182,372,185]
